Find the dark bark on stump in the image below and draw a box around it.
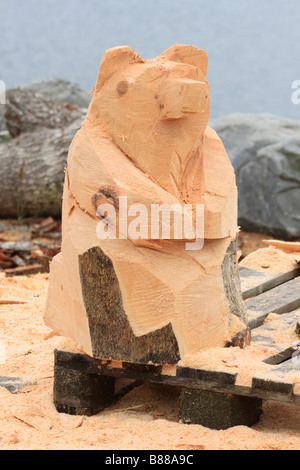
[78,239,247,365]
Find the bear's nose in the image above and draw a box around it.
[158,78,209,120]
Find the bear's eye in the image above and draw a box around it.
[116,81,129,95]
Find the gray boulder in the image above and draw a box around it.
[22,77,91,108]
[5,88,85,137]
[1,76,89,132]
[211,114,300,239]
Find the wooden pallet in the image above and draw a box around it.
[54,265,300,430]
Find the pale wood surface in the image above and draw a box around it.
[45,45,244,363]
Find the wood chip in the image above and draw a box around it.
[43,331,60,341]
[102,404,146,414]
[13,415,37,430]
[4,264,44,276]
[11,255,26,267]
[76,417,84,428]
[32,217,57,235]
[0,251,13,263]
[221,360,238,368]
[263,239,300,253]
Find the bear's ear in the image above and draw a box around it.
[157,44,208,77]
[95,46,140,90]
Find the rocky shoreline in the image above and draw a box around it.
[0,78,299,239]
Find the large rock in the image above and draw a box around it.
[22,77,91,108]
[5,88,85,137]
[211,114,300,239]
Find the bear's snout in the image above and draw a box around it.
[158,78,209,120]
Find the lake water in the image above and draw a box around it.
[1,0,300,120]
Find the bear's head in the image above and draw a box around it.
[87,45,210,193]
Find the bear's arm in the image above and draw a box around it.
[199,126,238,239]
[66,123,182,220]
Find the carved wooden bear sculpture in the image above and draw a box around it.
[45,45,249,365]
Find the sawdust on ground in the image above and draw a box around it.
[0,249,300,450]
[240,246,300,273]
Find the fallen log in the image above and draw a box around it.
[0,119,83,218]
[4,264,44,276]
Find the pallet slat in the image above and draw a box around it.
[244,277,300,329]
[251,309,300,364]
[176,366,237,385]
[54,350,300,406]
[252,358,300,395]
[239,266,300,300]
